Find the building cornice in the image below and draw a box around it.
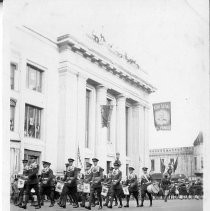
[57,34,156,94]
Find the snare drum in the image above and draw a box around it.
[55,181,64,193]
[17,179,25,189]
[83,183,90,193]
[101,185,109,197]
[147,183,160,194]
[122,186,130,195]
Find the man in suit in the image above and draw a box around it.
[108,161,123,209]
[140,167,152,207]
[124,167,139,207]
[85,158,103,210]
[20,155,41,209]
[40,161,55,207]
[59,158,78,208]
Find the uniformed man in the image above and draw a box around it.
[160,173,171,202]
[85,158,103,210]
[59,158,78,208]
[16,159,29,207]
[103,167,114,206]
[20,155,41,209]
[76,168,84,205]
[40,161,55,207]
[124,167,139,207]
[140,167,152,207]
[108,161,123,209]
[80,162,92,207]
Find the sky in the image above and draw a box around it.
[4,0,209,149]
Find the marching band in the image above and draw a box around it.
[12,155,203,210]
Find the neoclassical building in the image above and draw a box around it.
[9,25,155,179]
[149,132,204,178]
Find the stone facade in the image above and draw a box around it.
[149,132,204,178]
[9,26,155,180]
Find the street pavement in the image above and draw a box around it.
[10,199,203,211]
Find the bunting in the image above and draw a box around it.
[160,159,165,174]
[101,105,113,127]
[174,157,178,172]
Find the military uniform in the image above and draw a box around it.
[108,161,123,208]
[103,167,114,206]
[86,158,103,210]
[124,167,139,207]
[161,174,171,202]
[140,167,152,207]
[21,156,41,209]
[40,161,55,207]
[81,163,92,207]
[16,160,29,207]
[60,158,78,208]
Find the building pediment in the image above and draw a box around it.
[57,34,156,94]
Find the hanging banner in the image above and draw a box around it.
[101,105,113,128]
[153,102,171,131]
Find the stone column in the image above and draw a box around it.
[76,73,87,168]
[116,95,126,178]
[144,107,150,168]
[57,63,78,172]
[95,85,107,169]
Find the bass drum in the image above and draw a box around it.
[147,183,160,194]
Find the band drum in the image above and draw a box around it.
[147,183,159,194]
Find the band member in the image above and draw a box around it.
[124,167,139,207]
[160,173,171,202]
[194,178,203,200]
[103,167,114,206]
[40,161,55,207]
[140,167,152,207]
[59,158,78,208]
[76,168,84,205]
[115,152,122,167]
[85,158,103,210]
[16,159,29,207]
[108,161,123,209]
[80,162,92,207]
[20,155,41,209]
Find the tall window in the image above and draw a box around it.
[10,63,17,90]
[125,106,129,156]
[26,64,42,92]
[201,157,203,169]
[151,159,155,171]
[170,158,174,164]
[107,98,112,142]
[24,104,41,139]
[194,157,197,170]
[10,99,16,131]
[85,89,91,148]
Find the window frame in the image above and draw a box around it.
[26,64,43,92]
[85,89,91,148]
[10,99,16,131]
[24,104,42,139]
[10,63,17,90]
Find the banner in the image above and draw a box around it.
[174,157,178,172]
[153,102,171,131]
[101,105,113,127]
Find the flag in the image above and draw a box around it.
[101,105,113,127]
[77,146,83,169]
[153,102,171,131]
[160,159,165,174]
[174,157,178,172]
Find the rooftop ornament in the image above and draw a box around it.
[87,31,140,70]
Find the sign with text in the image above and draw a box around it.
[153,102,171,131]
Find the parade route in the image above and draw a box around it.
[10,199,203,211]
